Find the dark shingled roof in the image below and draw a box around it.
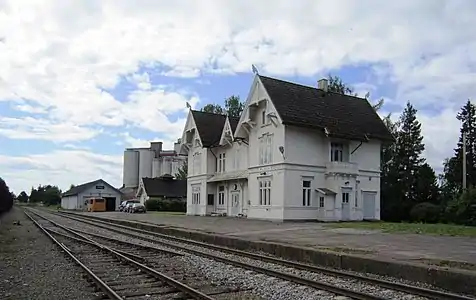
[191,110,227,147]
[142,176,187,198]
[229,116,240,133]
[62,179,122,197]
[259,76,394,142]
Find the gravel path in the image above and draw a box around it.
[0,207,95,300]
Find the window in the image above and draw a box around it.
[331,142,344,162]
[319,196,325,208]
[261,110,266,125]
[218,153,226,173]
[342,192,350,204]
[355,191,358,207]
[259,179,271,205]
[192,185,201,204]
[259,134,273,165]
[302,180,311,206]
[218,186,225,205]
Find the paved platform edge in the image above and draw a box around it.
[63,212,476,296]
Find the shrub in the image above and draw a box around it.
[0,178,14,215]
[445,188,476,226]
[410,202,441,223]
[145,198,186,212]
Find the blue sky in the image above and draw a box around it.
[0,0,475,193]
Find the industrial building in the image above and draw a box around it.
[121,140,187,198]
[180,75,393,221]
[61,179,123,211]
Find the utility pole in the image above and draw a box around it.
[463,132,467,191]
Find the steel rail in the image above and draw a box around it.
[57,210,476,300]
[28,209,215,300]
[23,210,123,300]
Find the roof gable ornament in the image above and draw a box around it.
[251,64,259,75]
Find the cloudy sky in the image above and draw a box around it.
[0,0,475,193]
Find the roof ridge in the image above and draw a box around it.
[192,109,227,117]
[259,75,369,102]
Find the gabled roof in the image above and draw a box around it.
[259,76,394,142]
[141,176,187,198]
[191,110,227,147]
[62,179,123,197]
[229,116,240,134]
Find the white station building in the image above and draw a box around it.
[179,75,393,221]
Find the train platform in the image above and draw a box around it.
[75,211,476,269]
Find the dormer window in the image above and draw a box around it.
[331,142,344,162]
[330,142,349,162]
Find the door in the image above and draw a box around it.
[363,191,377,220]
[341,190,351,220]
[230,192,241,216]
[105,197,116,211]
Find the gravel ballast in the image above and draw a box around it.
[0,207,94,300]
[39,210,436,299]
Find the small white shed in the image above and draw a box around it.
[61,179,122,211]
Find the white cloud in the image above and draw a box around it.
[0,0,475,190]
[0,116,100,142]
[0,149,122,193]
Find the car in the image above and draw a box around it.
[119,200,140,212]
[128,202,146,213]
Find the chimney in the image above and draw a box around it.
[318,79,328,92]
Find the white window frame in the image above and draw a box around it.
[218,152,226,173]
[259,134,273,165]
[330,142,344,162]
[218,185,225,206]
[192,185,201,204]
[319,196,325,208]
[342,191,350,204]
[302,180,311,206]
[259,179,271,206]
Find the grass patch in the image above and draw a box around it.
[326,222,476,237]
[149,211,185,216]
[413,258,476,271]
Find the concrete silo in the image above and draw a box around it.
[123,150,139,188]
[138,149,154,180]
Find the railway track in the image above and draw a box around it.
[30,209,476,300]
[24,210,247,300]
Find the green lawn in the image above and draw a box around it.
[326,222,476,237]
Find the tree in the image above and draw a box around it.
[381,102,427,221]
[69,184,75,190]
[201,104,224,114]
[201,95,244,117]
[414,162,440,204]
[441,100,476,198]
[29,184,62,206]
[17,191,29,203]
[0,178,14,215]
[327,74,384,111]
[175,160,188,180]
[224,95,244,118]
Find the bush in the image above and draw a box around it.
[0,178,14,216]
[410,202,441,223]
[145,198,186,212]
[445,188,476,226]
